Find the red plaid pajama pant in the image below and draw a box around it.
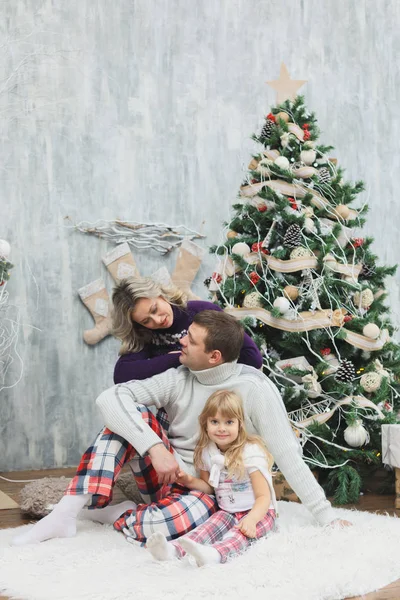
[66,406,217,543]
[172,508,276,563]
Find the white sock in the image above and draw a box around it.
[146,531,179,561]
[179,538,221,566]
[80,501,137,525]
[11,494,91,546]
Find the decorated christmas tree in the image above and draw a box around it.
[208,66,400,504]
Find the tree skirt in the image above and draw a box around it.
[1,501,399,600]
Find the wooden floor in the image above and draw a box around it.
[1,469,400,600]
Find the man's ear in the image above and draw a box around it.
[209,349,222,365]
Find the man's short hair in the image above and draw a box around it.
[192,310,244,362]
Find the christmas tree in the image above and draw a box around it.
[208,69,400,504]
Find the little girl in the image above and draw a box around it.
[146,389,277,566]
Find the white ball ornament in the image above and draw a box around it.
[300,149,316,165]
[0,240,11,259]
[290,246,313,259]
[243,292,262,309]
[362,323,380,339]
[334,204,350,220]
[274,156,290,170]
[231,242,251,257]
[344,420,369,447]
[273,296,291,314]
[304,217,315,233]
[360,372,382,393]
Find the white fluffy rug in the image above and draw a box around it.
[1,502,400,600]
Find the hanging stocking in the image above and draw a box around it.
[78,279,112,345]
[102,242,139,283]
[171,240,205,300]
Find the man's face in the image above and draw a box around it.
[179,323,214,371]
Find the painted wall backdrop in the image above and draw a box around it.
[1,0,400,471]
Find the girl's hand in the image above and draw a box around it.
[175,470,193,487]
[238,516,258,538]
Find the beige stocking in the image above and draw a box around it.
[78,279,112,345]
[102,242,139,283]
[171,240,205,300]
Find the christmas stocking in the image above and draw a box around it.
[78,279,112,345]
[102,242,139,283]
[171,240,205,300]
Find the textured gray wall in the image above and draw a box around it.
[2,0,400,471]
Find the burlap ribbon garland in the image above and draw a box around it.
[292,395,385,429]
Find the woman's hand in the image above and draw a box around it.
[237,515,258,538]
[175,470,193,487]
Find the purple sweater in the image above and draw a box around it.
[114,300,263,384]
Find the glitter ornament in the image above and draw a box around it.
[353,289,374,309]
[360,372,382,393]
[290,246,313,259]
[243,291,262,309]
[362,323,380,339]
[344,420,369,447]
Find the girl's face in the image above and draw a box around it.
[131,296,174,330]
[206,411,239,450]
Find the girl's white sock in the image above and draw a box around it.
[11,494,91,546]
[80,500,137,525]
[146,531,179,561]
[179,538,221,566]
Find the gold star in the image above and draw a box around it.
[267,63,307,104]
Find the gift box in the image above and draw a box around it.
[273,470,319,503]
[381,424,400,469]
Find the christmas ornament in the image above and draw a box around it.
[274,156,290,170]
[360,263,375,278]
[227,230,238,239]
[276,111,290,123]
[212,272,222,284]
[302,372,322,398]
[334,204,350,220]
[300,149,316,165]
[288,197,298,210]
[303,130,311,141]
[250,271,260,285]
[320,348,332,356]
[273,296,291,314]
[290,246,313,259]
[283,224,302,248]
[257,204,268,212]
[231,242,251,257]
[266,63,307,104]
[344,420,369,447]
[243,291,262,309]
[256,158,273,176]
[280,132,291,148]
[251,242,269,254]
[351,237,364,248]
[360,372,382,393]
[344,315,353,323]
[204,277,211,288]
[318,167,331,183]
[304,217,315,233]
[283,285,299,301]
[335,359,356,383]
[261,119,275,139]
[362,323,380,339]
[353,288,374,309]
[0,240,11,259]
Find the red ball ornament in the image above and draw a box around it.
[303,130,311,141]
[288,197,298,210]
[320,347,332,356]
[351,238,364,248]
[250,271,260,285]
[266,113,276,122]
[344,315,353,323]
[257,204,267,212]
[251,242,269,255]
[0,281,4,287]
[302,123,310,130]
[251,178,258,184]
[212,272,222,284]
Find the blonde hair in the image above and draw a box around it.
[112,276,187,354]
[194,390,274,480]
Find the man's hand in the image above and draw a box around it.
[175,470,193,487]
[330,518,352,528]
[148,444,179,485]
[237,516,258,538]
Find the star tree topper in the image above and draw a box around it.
[267,63,307,104]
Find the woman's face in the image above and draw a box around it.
[131,296,174,330]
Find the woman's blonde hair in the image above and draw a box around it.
[112,276,187,354]
[193,390,274,479]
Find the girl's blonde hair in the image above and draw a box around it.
[112,276,187,354]
[194,390,274,480]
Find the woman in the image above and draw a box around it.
[112,276,263,384]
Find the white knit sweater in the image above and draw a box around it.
[96,362,335,525]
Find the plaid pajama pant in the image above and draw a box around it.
[172,508,276,563]
[66,406,217,543]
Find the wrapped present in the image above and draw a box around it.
[381,424,400,469]
[273,470,319,503]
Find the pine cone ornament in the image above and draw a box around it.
[317,167,331,183]
[283,224,302,248]
[360,263,375,278]
[261,119,275,139]
[335,359,356,383]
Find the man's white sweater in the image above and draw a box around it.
[97,361,335,525]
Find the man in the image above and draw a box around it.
[13,311,348,546]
